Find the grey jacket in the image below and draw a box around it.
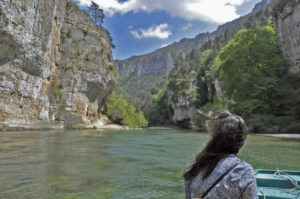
[184,154,258,199]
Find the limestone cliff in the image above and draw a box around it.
[273,0,300,87]
[0,0,116,130]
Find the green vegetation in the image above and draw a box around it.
[66,29,72,39]
[108,64,114,71]
[75,51,81,57]
[168,49,203,104]
[118,74,172,125]
[61,103,66,110]
[82,28,89,36]
[145,86,171,125]
[51,80,64,99]
[113,2,299,128]
[105,29,115,49]
[216,25,299,125]
[98,49,104,56]
[161,12,298,128]
[85,53,90,61]
[192,96,224,128]
[88,1,104,25]
[107,64,117,77]
[61,34,66,43]
[104,89,148,127]
[218,26,285,116]
[66,0,72,9]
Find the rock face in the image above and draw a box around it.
[0,0,116,130]
[169,92,197,128]
[273,0,300,86]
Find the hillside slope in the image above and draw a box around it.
[114,0,272,125]
[164,0,300,133]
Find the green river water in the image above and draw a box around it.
[0,127,299,199]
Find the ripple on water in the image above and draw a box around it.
[0,129,299,199]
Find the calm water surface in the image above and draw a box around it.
[0,127,299,199]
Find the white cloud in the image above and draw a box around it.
[77,0,251,24]
[130,23,172,39]
[181,23,193,31]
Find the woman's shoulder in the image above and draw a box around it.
[229,158,256,189]
[236,160,255,172]
[222,155,254,172]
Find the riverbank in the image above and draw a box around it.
[255,134,300,140]
[0,118,130,131]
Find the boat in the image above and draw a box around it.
[255,169,300,199]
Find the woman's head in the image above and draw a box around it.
[184,110,248,180]
[206,110,247,154]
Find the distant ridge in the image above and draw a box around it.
[114,0,271,80]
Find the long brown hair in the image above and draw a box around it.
[184,110,247,180]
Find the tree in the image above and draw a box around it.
[217,26,286,118]
[106,30,115,49]
[88,1,104,25]
[104,89,148,127]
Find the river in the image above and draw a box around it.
[0,127,299,199]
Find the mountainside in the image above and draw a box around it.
[114,0,273,125]
[114,0,270,80]
[165,0,274,126]
[163,0,300,133]
[0,0,116,130]
[115,33,211,77]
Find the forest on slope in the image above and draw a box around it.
[111,0,300,132]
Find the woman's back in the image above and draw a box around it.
[185,154,258,199]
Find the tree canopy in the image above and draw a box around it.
[217,26,287,118]
[88,1,105,25]
[104,89,148,128]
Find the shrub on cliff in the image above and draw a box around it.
[50,80,64,99]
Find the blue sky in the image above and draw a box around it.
[77,0,262,60]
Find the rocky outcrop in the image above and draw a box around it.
[0,0,116,130]
[273,0,300,86]
[169,94,196,128]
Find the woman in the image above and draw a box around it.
[184,110,258,199]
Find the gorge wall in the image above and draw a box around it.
[273,0,300,87]
[0,0,116,130]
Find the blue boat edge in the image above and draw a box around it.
[254,169,300,199]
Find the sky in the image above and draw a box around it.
[77,0,262,60]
